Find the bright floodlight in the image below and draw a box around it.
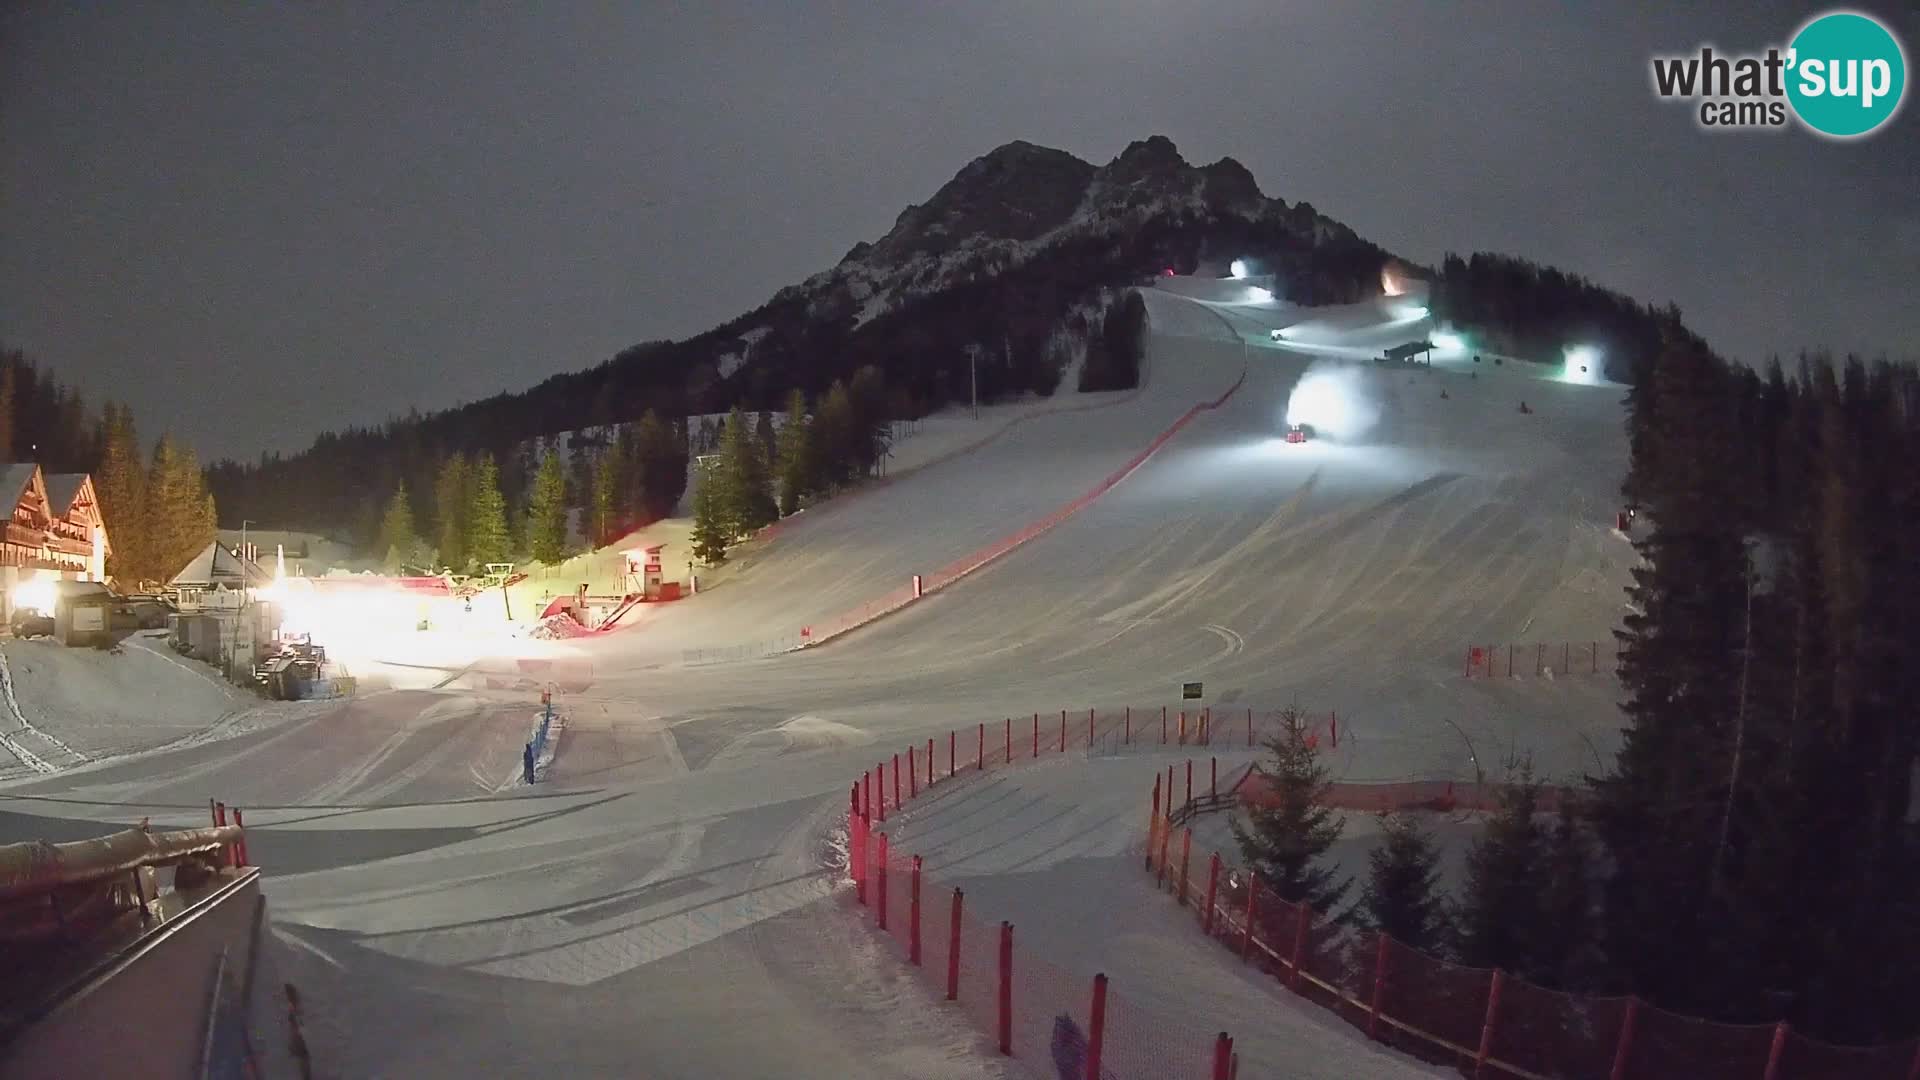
[1433,331,1466,352]
[1381,268,1405,296]
[1229,259,1248,278]
[1245,286,1272,303]
[12,575,55,616]
[1284,364,1382,441]
[1564,344,1601,383]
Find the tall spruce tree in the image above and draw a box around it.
[378,481,420,572]
[590,445,622,546]
[1230,707,1350,914]
[689,463,728,565]
[466,453,511,567]
[1456,765,1546,974]
[528,449,569,563]
[1594,331,1751,1014]
[776,389,810,516]
[433,453,469,572]
[1360,811,1449,953]
[96,404,146,583]
[718,406,776,535]
[0,363,15,461]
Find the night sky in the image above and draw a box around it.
[4,3,1916,463]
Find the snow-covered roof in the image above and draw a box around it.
[42,473,89,516]
[168,540,274,589]
[0,464,40,512]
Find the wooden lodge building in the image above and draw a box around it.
[0,463,110,586]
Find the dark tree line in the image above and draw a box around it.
[0,347,107,471]
[1431,252,1683,383]
[1597,340,1920,1043]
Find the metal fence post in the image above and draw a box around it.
[1059,709,1066,752]
[1473,969,1505,1079]
[997,923,1014,1056]
[1368,934,1390,1040]
[1763,1021,1790,1080]
[893,753,902,808]
[1032,713,1039,757]
[1289,902,1311,988]
[1203,853,1221,934]
[908,746,917,799]
[1608,997,1640,1080]
[1124,705,1131,744]
[1211,756,1217,796]
[950,731,956,778]
[1085,974,1108,1080]
[876,833,890,931]
[928,738,934,786]
[909,856,923,966]
[1212,1032,1233,1080]
[946,889,964,1000]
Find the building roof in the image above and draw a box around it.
[168,540,274,589]
[42,474,90,516]
[0,465,41,512]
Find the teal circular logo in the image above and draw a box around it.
[1787,11,1907,138]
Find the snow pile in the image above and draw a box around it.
[527,612,591,640]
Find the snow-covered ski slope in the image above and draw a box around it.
[0,281,1633,1078]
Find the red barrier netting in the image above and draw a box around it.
[1300,923,1375,1029]
[1485,977,1630,1080]
[1099,977,1220,1080]
[1776,1029,1920,1080]
[1616,1001,1773,1080]
[1377,938,1491,1067]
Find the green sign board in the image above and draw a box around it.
[1181,682,1203,700]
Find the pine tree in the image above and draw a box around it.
[96,404,147,583]
[633,410,685,518]
[689,462,729,565]
[378,481,419,572]
[755,410,777,470]
[590,446,622,546]
[1457,764,1546,973]
[776,389,810,516]
[1360,811,1449,953]
[142,437,218,584]
[1532,809,1600,990]
[466,453,511,567]
[528,449,569,564]
[718,406,776,535]
[433,453,469,572]
[811,380,855,491]
[1230,707,1350,913]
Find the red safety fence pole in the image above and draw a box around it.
[1157,816,1172,887]
[1146,774,1162,869]
[1289,903,1311,988]
[850,782,859,819]
[946,889,964,1000]
[876,832,890,930]
[215,800,227,827]
[997,923,1014,1056]
[1059,709,1066,753]
[1185,759,1193,805]
[1203,853,1221,934]
[232,809,248,868]
[209,797,217,827]
[864,770,873,817]
[1473,969,1506,1079]
[1762,1021,1790,1080]
[876,763,886,822]
[1162,705,1168,743]
[908,746,917,799]
[1088,707,1095,749]
[1124,705,1131,744]
[1178,710,1187,744]
[1247,706,1253,748]
[1368,934,1389,1040]
[1212,1033,1233,1080]
[1243,878,1262,961]
[1608,998,1639,1080]
[1086,973,1108,1080]
[1032,713,1039,758]
[1178,827,1193,905]
[928,738,934,787]
[980,722,986,770]
[1210,756,1217,797]
[950,731,957,778]
[1006,717,1011,763]
[853,811,868,905]
[909,855,923,966]
[1331,710,1338,748]
[893,753,902,808]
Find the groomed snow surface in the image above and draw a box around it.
[0,282,1632,1077]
